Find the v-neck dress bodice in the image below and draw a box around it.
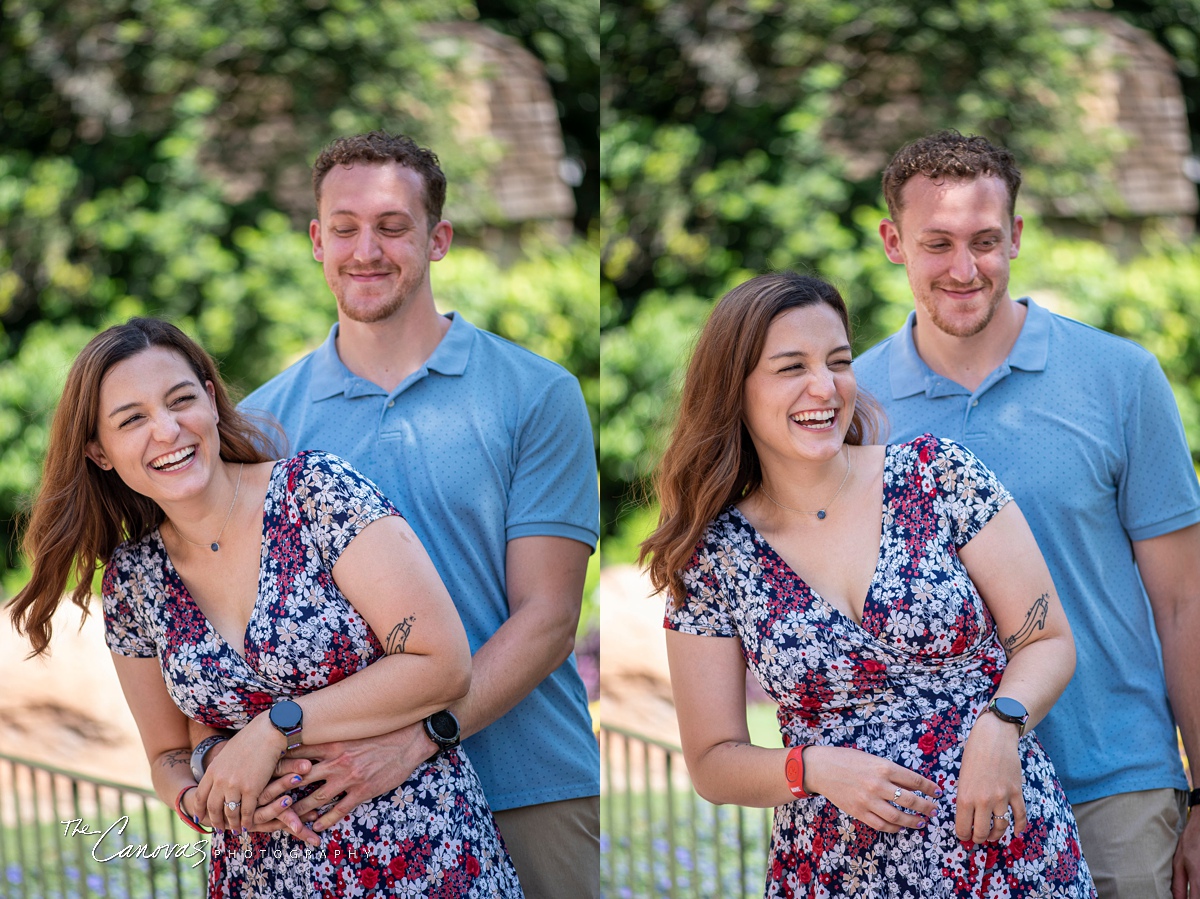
[666,435,1093,898]
[103,451,522,898]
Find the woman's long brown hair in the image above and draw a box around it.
[9,318,281,656]
[640,272,885,607]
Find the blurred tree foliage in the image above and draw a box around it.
[0,0,599,582]
[600,0,1200,549]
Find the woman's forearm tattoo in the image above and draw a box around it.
[1003,593,1049,653]
[384,616,416,655]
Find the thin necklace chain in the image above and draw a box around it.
[759,448,851,521]
[169,462,244,552]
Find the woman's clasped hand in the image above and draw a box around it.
[801,746,941,834]
[190,718,320,840]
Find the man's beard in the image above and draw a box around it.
[332,266,426,324]
[916,275,1006,338]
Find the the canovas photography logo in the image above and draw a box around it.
[60,817,210,868]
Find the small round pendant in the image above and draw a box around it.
[816,510,827,520]
[210,542,220,552]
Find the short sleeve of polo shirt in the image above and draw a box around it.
[286,451,400,571]
[1117,356,1200,541]
[505,373,598,549]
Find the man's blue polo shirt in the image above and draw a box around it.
[242,312,600,811]
[855,297,1200,804]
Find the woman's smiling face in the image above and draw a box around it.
[741,302,857,472]
[85,346,221,504]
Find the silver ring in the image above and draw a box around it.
[225,800,241,811]
[893,788,903,801]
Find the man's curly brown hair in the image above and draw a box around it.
[311,130,446,229]
[881,130,1022,222]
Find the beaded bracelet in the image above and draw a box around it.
[174,786,214,835]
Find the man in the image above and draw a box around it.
[854,131,1200,899]
[235,131,599,897]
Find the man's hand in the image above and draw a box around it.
[256,722,438,833]
[1172,806,1199,899]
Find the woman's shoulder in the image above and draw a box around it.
[685,506,753,567]
[886,434,981,471]
[280,450,381,495]
[282,449,359,479]
[280,450,398,518]
[105,529,168,591]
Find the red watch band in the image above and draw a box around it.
[785,745,811,798]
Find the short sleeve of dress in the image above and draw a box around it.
[663,528,737,638]
[287,451,401,571]
[915,434,1012,548]
[101,546,159,659]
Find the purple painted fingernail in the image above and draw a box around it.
[935,789,944,798]
[918,818,927,828]
[291,775,302,784]
[281,797,291,808]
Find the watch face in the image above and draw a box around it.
[270,699,303,730]
[991,697,1028,721]
[428,711,458,741]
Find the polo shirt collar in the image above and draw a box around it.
[885,297,1049,400]
[308,311,475,401]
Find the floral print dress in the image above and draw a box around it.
[665,436,1094,899]
[103,451,523,898]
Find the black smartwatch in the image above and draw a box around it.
[268,699,304,752]
[424,710,461,761]
[987,696,1029,737]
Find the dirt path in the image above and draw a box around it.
[598,564,680,747]
[0,601,152,788]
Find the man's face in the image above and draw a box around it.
[879,175,1022,339]
[310,163,452,324]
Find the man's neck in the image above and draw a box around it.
[911,298,1028,393]
[335,300,453,393]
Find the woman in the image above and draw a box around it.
[10,318,523,898]
[641,273,1094,897]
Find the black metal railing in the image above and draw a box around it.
[0,752,208,898]
[600,725,772,899]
